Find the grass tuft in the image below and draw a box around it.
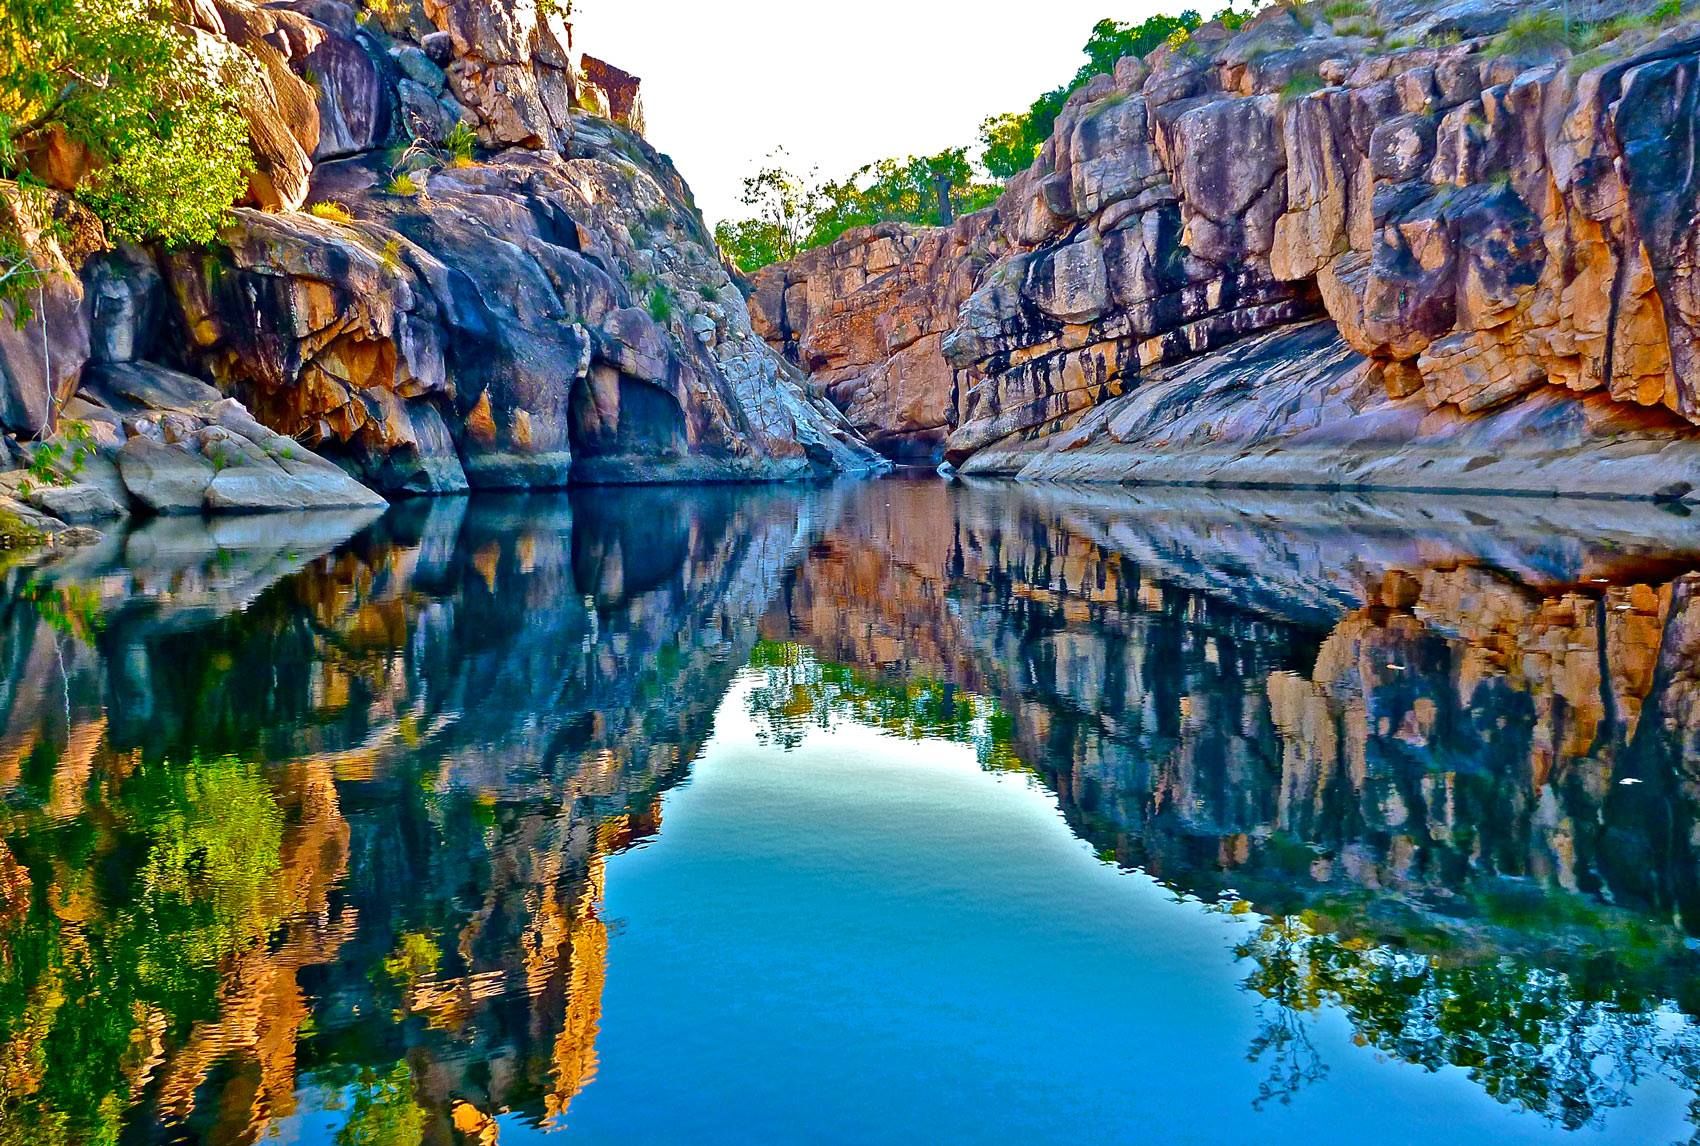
[444,122,478,168]
[647,284,673,324]
[308,200,354,224]
[1279,72,1327,102]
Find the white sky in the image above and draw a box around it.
[572,0,1218,226]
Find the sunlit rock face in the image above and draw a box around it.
[164,126,881,493]
[0,0,883,520]
[753,2,1700,497]
[749,216,1001,465]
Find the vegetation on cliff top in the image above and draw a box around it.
[714,148,1002,273]
[978,11,1208,180]
[714,8,1232,274]
[0,0,252,314]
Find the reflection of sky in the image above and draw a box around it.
[488,671,1696,1146]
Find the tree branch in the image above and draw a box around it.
[7,82,78,143]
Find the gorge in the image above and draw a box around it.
[5,1,1700,528]
[3,0,1700,1142]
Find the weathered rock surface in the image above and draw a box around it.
[755,0,1700,497]
[64,360,386,515]
[578,54,646,136]
[162,120,881,492]
[0,0,884,519]
[750,216,1000,463]
[962,319,1700,502]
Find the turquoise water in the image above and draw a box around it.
[2,478,1699,1144]
[512,681,1695,1146]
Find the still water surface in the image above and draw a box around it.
[1,477,1699,1144]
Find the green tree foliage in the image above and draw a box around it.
[713,216,793,276]
[712,150,819,274]
[714,148,1000,275]
[809,148,1000,248]
[0,0,254,253]
[718,9,1217,273]
[978,12,1205,179]
[0,227,41,324]
[977,112,1034,184]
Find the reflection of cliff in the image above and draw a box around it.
[0,486,831,1142]
[763,482,1700,967]
[753,480,1700,1126]
[5,479,1700,1139]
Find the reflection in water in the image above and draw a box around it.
[0,479,1697,1141]
[745,641,1021,769]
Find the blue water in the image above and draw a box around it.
[7,479,1700,1145]
[529,677,1694,1146]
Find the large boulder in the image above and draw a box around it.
[0,187,100,440]
[162,119,883,491]
[75,361,386,514]
[421,0,575,150]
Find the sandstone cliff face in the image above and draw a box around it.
[754,0,1700,495]
[0,0,882,526]
[750,215,999,463]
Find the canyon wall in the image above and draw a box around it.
[0,0,883,532]
[753,0,1700,499]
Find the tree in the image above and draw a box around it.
[810,148,998,247]
[713,149,819,274]
[977,11,1205,180]
[979,111,1034,182]
[0,0,253,256]
[717,10,1212,272]
[715,147,1002,274]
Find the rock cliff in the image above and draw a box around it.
[0,0,883,534]
[753,0,1700,499]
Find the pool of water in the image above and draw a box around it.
[1,477,1698,1144]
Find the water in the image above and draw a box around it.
[2,477,1699,1145]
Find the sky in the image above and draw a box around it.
[571,0,1204,227]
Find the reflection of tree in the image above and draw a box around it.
[744,642,1021,769]
[1239,916,1330,1108]
[337,1060,426,1146]
[0,756,286,1145]
[1233,911,1700,1132]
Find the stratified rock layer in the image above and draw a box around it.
[750,216,998,463]
[753,1,1700,497]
